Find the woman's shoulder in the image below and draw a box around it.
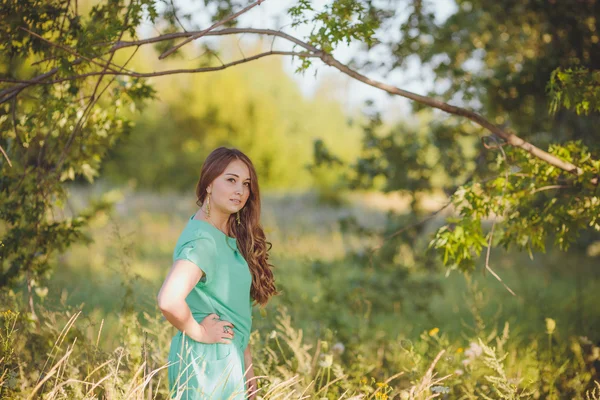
[172,220,220,267]
[175,219,218,247]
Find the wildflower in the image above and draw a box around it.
[431,386,450,394]
[464,342,483,359]
[428,327,439,336]
[579,336,592,345]
[456,347,463,353]
[545,318,556,335]
[332,342,345,355]
[268,330,277,339]
[376,382,387,388]
[318,354,333,368]
[375,392,388,400]
[360,377,368,385]
[454,369,464,376]
[35,286,48,298]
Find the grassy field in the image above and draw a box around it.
[51,185,600,344]
[4,184,600,398]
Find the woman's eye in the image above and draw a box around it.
[244,182,250,187]
[228,178,235,183]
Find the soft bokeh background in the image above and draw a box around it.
[2,0,600,398]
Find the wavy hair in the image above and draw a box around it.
[195,147,279,306]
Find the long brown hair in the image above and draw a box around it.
[195,147,279,306]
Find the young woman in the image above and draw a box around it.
[157,147,279,399]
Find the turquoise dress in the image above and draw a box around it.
[168,214,253,400]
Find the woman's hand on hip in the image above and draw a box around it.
[195,313,235,344]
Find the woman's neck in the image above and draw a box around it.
[195,209,230,235]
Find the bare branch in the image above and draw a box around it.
[169,0,188,33]
[316,52,585,178]
[532,185,569,193]
[113,27,592,180]
[0,145,11,167]
[0,68,61,104]
[158,0,267,60]
[2,25,595,183]
[111,28,316,53]
[3,51,317,85]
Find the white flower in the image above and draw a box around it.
[269,330,277,339]
[464,342,483,359]
[332,342,345,355]
[454,369,464,376]
[318,354,333,368]
[431,386,450,394]
[579,336,592,345]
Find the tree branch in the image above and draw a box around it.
[0,145,11,167]
[1,51,317,86]
[2,25,596,183]
[110,28,316,53]
[110,27,593,181]
[317,52,586,178]
[0,68,62,104]
[158,0,267,60]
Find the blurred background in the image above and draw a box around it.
[1,0,599,398]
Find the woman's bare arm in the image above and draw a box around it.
[157,260,206,341]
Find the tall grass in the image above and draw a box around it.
[2,187,599,398]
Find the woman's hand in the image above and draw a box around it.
[191,313,234,344]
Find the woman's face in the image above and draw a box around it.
[208,159,251,215]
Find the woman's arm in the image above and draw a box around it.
[157,259,205,341]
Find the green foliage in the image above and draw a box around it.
[297,0,600,273]
[548,67,600,116]
[2,0,599,294]
[0,0,161,289]
[428,141,600,271]
[393,0,599,132]
[429,217,488,272]
[288,0,380,71]
[0,77,148,287]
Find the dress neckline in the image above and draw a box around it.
[189,214,237,241]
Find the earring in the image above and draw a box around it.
[236,211,241,225]
[206,195,211,217]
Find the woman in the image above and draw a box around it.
[157,147,279,399]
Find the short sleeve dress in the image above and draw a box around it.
[167,214,253,400]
